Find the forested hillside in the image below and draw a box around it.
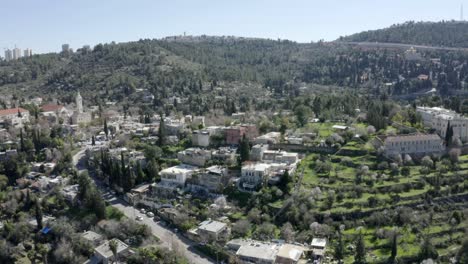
[340,21,468,47]
[2,22,468,112]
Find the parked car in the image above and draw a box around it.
[140,208,146,214]
[146,212,154,217]
[136,216,143,221]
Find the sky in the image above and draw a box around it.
[1,0,466,54]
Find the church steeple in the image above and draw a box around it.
[76,91,83,113]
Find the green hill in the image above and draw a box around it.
[340,21,468,47]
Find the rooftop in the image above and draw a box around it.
[198,220,227,233]
[311,237,327,248]
[40,104,64,112]
[242,162,271,172]
[82,231,103,243]
[94,239,128,258]
[0,107,28,116]
[160,164,198,175]
[385,134,442,143]
[236,241,279,261]
[276,244,305,262]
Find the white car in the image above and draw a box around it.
[136,216,143,221]
[146,212,154,217]
[140,208,146,214]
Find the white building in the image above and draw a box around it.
[189,219,230,243]
[23,48,32,57]
[159,164,198,185]
[4,49,12,61]
[262,150,299,165]
[71,91,92,124]
[383,134,445,157]
[13,48,21,60]
[253,132,282,145]
[310,237,327,257]
[0,107,30,127]
[226,239,306,264]
[192,130,210,147]
[240,163,271,191]
[417,106,468,142]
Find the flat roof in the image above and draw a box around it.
[385,134,441,143]
[236,242,279,261]
[242,163,270,171]
[82,231,103,242]
[160,164,198,174]
[311,237,327,248]
[198,220,227,233]
[276,244,305,261]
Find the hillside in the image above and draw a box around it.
[1,33,468,112]
[340,21,468,48]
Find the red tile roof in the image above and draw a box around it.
[0,107,29,117]
[40,104,64,112]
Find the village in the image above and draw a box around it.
[0,88,468,264]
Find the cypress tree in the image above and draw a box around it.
[20,129,25,152]
[35,198,43,230]
[445,121,453,147]
[157,113,166,147]
[239,134,250,163]
[104,118,109,139]
[335,229,344,263]
[354,232,367,264]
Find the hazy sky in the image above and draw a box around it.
[1,0,466,53]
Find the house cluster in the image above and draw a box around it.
[240,146,299,192]
[0,91,92,129]
[417,106,468,142]
[81,230,134,264]
[377,106,468,158]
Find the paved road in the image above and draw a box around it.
[340,41,468,52]
[72,146,214,264]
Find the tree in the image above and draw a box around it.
[280,222,295,242]
[388,230,398,263]
[109,239,118,264]
[104,118,109,139]
[418,237,438,261]
[145,158,159,182]
[449,148,461,164]
[421,156,434,169]
[91,135,95,146]
[0,174,8,190]
[294,105,312,127]
[335,229,344,264]
[36,243,49,264]
[20,129,25,152]
[157,114,166,147]
[354,232,366,264]
[35,198,43,230]
[239,134,250,163]
[457,238,468,264]
[445,121,453,147]
[136,161,145,184]
[232,219,251,237]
